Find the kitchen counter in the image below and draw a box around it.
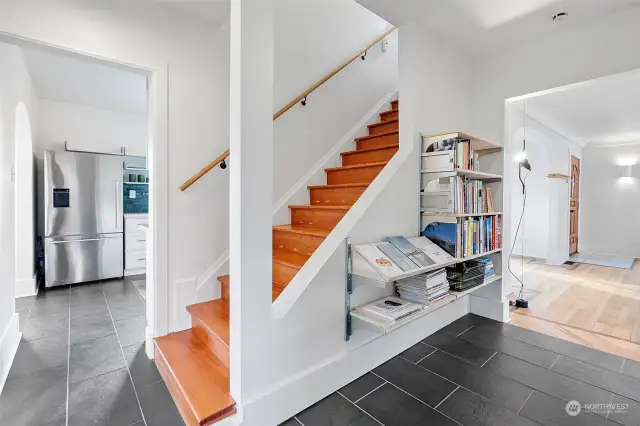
[125,213,148,218]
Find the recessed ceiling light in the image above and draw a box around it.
[553,12,568,22]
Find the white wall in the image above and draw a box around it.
[580,143,640,258]
[470,6,640,294]
[0,41,39,390]
[14,102,35,297]
[273,0,394,204]
[507,109,582,262]
[240,23,474,425]
[37,99,147,157]
[0,0,230,315]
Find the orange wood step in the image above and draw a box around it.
[355,130,398,150]
[308,183,368,206]
[289,204,349,229]
[380,109,398,122]
[273,225,329,257]
[325,162,386,185]
[391,99,398,110]
[217,275,229,300]
[273,247,309,270]
[214,274,297,302]
[341,144,398,166]
[368,119,398,135]
[187,299,230,367]
[154,330,235,426]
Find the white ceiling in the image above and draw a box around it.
[355,0,640,56]
[152,0,229,26]
[522,69,640,147]
[22,47,148,115]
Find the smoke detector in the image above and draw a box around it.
[553,12,568,22]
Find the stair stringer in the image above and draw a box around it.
[272,128,414,321]
[193,91,398,303]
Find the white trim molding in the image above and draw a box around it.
[0,313,21,394]
[15,274,36,298]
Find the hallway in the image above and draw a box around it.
[0,279,182,426]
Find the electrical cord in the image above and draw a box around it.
[508,169,530,300]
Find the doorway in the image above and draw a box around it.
[569,155,580,255]
[504,69,640,359]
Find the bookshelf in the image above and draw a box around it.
[342,132,506,342]
[420,132,503,258]
[351,274,502,335]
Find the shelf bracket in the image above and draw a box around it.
[345,237,353,341]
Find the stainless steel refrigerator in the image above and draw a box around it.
[44,150,124,288]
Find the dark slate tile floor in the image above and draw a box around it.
[0,277,183,426]
[282,314,640,426]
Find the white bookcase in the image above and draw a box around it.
[342,132,507,342]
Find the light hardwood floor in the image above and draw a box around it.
[507,257,640,361]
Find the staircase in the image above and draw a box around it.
[154,99,399,425]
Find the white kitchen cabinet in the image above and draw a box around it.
[124,214,148,276]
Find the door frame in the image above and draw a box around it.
[0,31,170,359]
[569,155,580,255]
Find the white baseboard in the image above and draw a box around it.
[240,298,467,426]
[0,314,21,394]
[171,277,198,332]
[15,275,36,298]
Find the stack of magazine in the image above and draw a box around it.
[396,269,450,305]
[355,296,423,325]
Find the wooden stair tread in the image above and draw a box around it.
[273,247,309,269]
[307,183,369,189]
[155,330,235,425]
[325,161,387,171]
[368,119,398,129]
[341,144,398,156]
[272,224,331,237]
[187,299,230,347]
[288,204,350,210]
[354,130,398,142]
[380,109,397,117]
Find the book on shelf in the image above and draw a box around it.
[395,268,450,305]
[454,177,495,214]
[456,138,479,171]
[355,236,455,281]
[376,242,419,272]
[421,222,457,257]
[422,217,501,259]
[458,216,501,258]
[356,297,423,323]
[386,236,435,268]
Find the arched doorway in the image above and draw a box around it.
[14,102,35,297]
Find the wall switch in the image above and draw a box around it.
[381,37,388,53]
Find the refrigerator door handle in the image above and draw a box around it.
[115,181,119,229]
[49,237,103,245]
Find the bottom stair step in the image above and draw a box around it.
[155,330,235,425]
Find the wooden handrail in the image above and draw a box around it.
[179,148,230,191]
[179,26,396,191]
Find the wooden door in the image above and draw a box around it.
[569,156,580,255]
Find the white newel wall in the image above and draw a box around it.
[240,24,477,425]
